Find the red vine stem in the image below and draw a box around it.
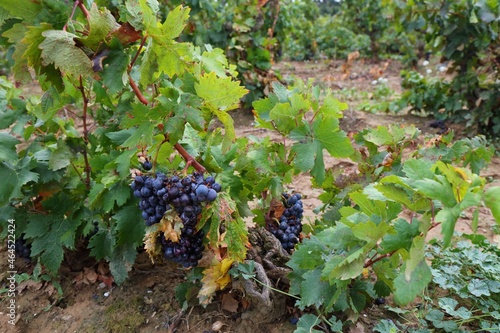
[126,44,207,173]
[130,36,147,69]
[64,1,81,32]
[364,250,397,268]
[78,76,91,189]
[76,0,90,20]
[174,143,207,173]
[128,76,150,106]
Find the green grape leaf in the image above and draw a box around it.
[156,42,193,77]
[89,229,115,260]
[80,4,119,50]
[105,129,135,146]
[0,0,42,21]
[318,95,347,118]
[380,218,420,253]
[48,140,72,171]
[108,244,138,285]
[349,191,387,218]
[200,46,234,78]
[0,161,38,206]
[291,116,353,183]
[363,126,394,146]
[403,158,434,181]
[314,116,353,157]
[23,23,53,69]
[113,205,144,247]
[325,243,372,281]
[164,115,186,144]
[40,238,64,274]
[299,268,337,309]
[101,48,129,94]
[288,235,328,271]
[196,72,248,112]
[174,94,205,131]
[138,0,160,34]
[159,4,190,40]
[394,260,432,305]
[295,314,323,333]
[352,221,391,243]
[115,150,136,177]
[272,81,290,102]
[2,23,31,82]
[435,206,461,247]
[39,30,94,78]
[27,213,72,274]
[484,186,500,223]
[0,132,20,162]
[39,86,63,121]
[268,93,310,134]
[414,175,456,207]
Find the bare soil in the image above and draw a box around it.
[1,59,499,333]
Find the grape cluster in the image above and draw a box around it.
[15,235,31,261]
[267,193,303,253]
[131,171,221,267]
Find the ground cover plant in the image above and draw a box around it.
[0,1,499,332]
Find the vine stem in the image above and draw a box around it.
[364,249,397,268]
[127,47,207,173]
[76,0,90,20]
[174,143,206,173]
[250,276,300,300]
[78,76,91,189]
[64,1,80,32]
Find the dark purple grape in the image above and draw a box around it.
[142,160,152,170]
[141,187,152,197]
[168,187,179,198]
[180,194,190,206]
[181,177,191,186]
[212,183,221,192]
[205,176,215,185]
[206,189,217,202]
[134,176,144,185]
[265,192,304,253]
[153,178,163,189]
[196,184,209,197]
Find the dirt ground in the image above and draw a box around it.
[1,59,499,333]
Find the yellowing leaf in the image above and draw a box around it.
[199,258,235,304]
[143,210,183,263]
[195,72,248,112]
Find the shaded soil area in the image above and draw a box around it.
[1,59,499,333]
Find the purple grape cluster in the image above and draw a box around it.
[267,193,303,253]
[131,172,221,267]
[15,235,31,261]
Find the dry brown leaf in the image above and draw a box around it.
[98,275,114,288]
[84,267,98,284]
[221,293,239,313]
